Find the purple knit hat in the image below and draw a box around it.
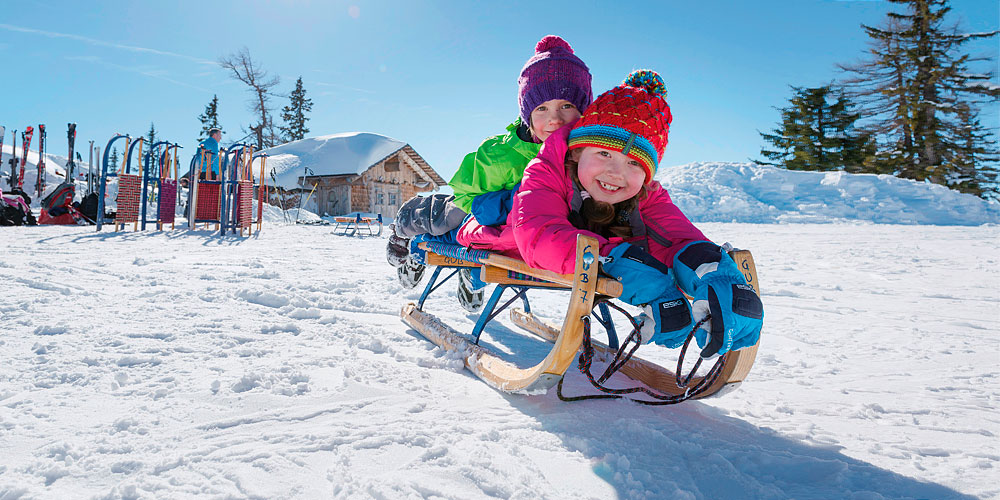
[518,35,593,127]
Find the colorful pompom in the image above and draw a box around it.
[622,70,667,98]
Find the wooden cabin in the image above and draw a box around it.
[268,133,447,218]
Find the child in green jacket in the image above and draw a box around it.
[388,35,593,311]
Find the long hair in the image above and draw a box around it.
[565,152,647,239]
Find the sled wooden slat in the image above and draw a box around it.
[426,253,478,268]
[509,249,762,399]
[402,235,603,393]
[480,265,567,289]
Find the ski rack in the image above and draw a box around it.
[333,213,383,236]
[401,238,762,400]
[141,141,182,230]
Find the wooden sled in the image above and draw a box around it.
[400,238,762,401]
[333,213,383,236]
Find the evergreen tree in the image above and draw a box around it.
[945,103,1000,198]
[280,77,313,143]
[759,85,869,171]
[838,18,914,172]
[198,95,223,140]
[839,0,999,196]
[109,147,120,171]
[146,122,158,150]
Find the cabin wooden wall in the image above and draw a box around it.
[300,151,439,218]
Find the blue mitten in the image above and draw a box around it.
[673,242,763,358]
[603,243,672,306]
[639,290,695,348]
[602,244,695,345]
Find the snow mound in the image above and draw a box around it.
[657,162,1000,226]
[263,132,406,190]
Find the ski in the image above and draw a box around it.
[7,130,16,189]
[0,125,5,184]
[65,123,77,181]
[18,126,34,190]
[36,124,46,198]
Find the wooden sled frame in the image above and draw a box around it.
[333,213,383,236]
[401,236,763,400]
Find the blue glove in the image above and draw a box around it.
[470,183,519,226]
[603,244,695,345]
[673,242,763,358]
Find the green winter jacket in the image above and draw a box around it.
[449,118,542,213]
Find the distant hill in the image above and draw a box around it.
[657,162,999,226]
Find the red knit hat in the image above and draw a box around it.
[568,70,672,184]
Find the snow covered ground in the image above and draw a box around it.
[3,150,999,498]
[1,220,997,499]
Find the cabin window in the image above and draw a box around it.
[384,158,400,172]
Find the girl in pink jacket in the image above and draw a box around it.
[462,70,763,358]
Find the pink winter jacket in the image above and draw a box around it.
[457,124,707,275]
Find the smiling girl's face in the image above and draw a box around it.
[573,146,646,205]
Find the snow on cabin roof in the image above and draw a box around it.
[263,132,444,189]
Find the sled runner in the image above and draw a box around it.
[401,237,762,403]
[333,213,383,236]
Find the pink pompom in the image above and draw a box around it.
[535,35,572,54]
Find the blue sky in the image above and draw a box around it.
[1,1,996,184]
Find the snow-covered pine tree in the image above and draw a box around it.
[839,0,999,197]
[280,76,313,143]
[759,85,871,172]
[198,95,223,140]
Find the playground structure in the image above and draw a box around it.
[332,213,383,236]
[188,143,268,236]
